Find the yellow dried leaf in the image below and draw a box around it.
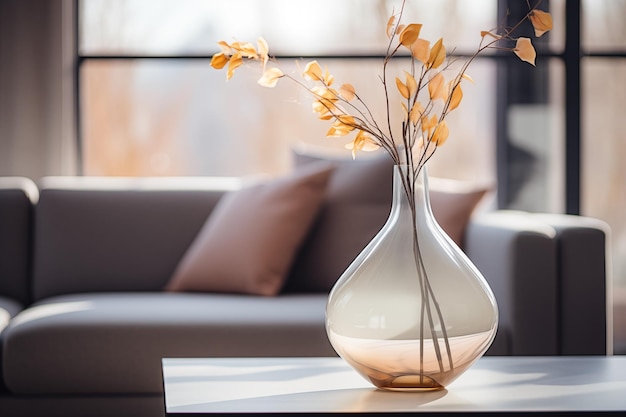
[395,77,410,100]
[399,24,422,47]
[405,72,417,97]
[210,52,229,70]
[396,24,405,35]
[311,86,338,101]
[312,100,335,120]
[386,15,396,38]
[462,73,475,83]
[409,102,424,125]
[217,41,231,54]
[257,37,269,65]
[421,114,438,133]
[339,83,356,101]
[514,37,536,66]
[258,67,283,88]
[324,69,335,86]
[232,42,257,58]
[410,38,430,64]
[327,116,356,137]
[346,131,380,158]
[303,60,324,81]
[448,83,463,111]
[337,114,356,126]
[481,31,502,40]
[226,53,243,80]
[428,38,446,69]
[428,73,446,101]
[432,121,449,146]
[530,10,553,37]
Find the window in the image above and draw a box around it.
[78,0,500,182]
[581,0,626,295]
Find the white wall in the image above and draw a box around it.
[0,0,77,180]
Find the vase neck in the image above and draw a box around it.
[392,165,429,212]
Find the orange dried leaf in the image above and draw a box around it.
[257,37,269,65]
[324,69,335,86]
[428,38,446,69]
[327,116,356,137]
[405,72,418,97]
[448,83,463,111]
[232,42,257,58]
[530,10,553,37]
[303,60,324,81]
[411,38,430,64]
[395,77,410,99]
[462,73,475,83]
[481,31,502,40]
[386,15,396,38]
[339,83,356,101]
[217,41,231,54]
[514,37,536,66]
[409,102,425,125]
[422,114,438,133]
[337,114,355,124]
[346,131,379,158]
[401,102,408,119]
[226,53,243,80]
[210,52,229,70]
[399,24,422,47]
[258,67,284,88]
[312,100,335,119]
[432,121,449,146]
[428,73,446,101]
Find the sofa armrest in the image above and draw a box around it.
[0,177,38,305]
[533,213,611,355]
[465,210,558,356]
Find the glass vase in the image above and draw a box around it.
[326,164,498,391]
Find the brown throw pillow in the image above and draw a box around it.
[284,153,395,293]
[164,162,334,296]
[428,177,490,248]
[284,150,489,293]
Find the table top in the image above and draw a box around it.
[162,356,626,415]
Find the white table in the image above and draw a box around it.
[162,356,626,415]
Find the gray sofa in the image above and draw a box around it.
[0,155,610,417]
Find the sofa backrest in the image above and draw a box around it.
[32,177,240,301]
[0,177,38,305]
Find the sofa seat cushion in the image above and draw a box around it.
[2,292,333,395]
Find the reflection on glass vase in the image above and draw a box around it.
[326,164,498,391]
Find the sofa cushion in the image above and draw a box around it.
[2,292,334,395]
[284,151,489,293]
[32,177,242,300]
[428,176,490,247]
[284,153,394,293]
[165,162,334,296]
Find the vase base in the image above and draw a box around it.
[372,374,445,392]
